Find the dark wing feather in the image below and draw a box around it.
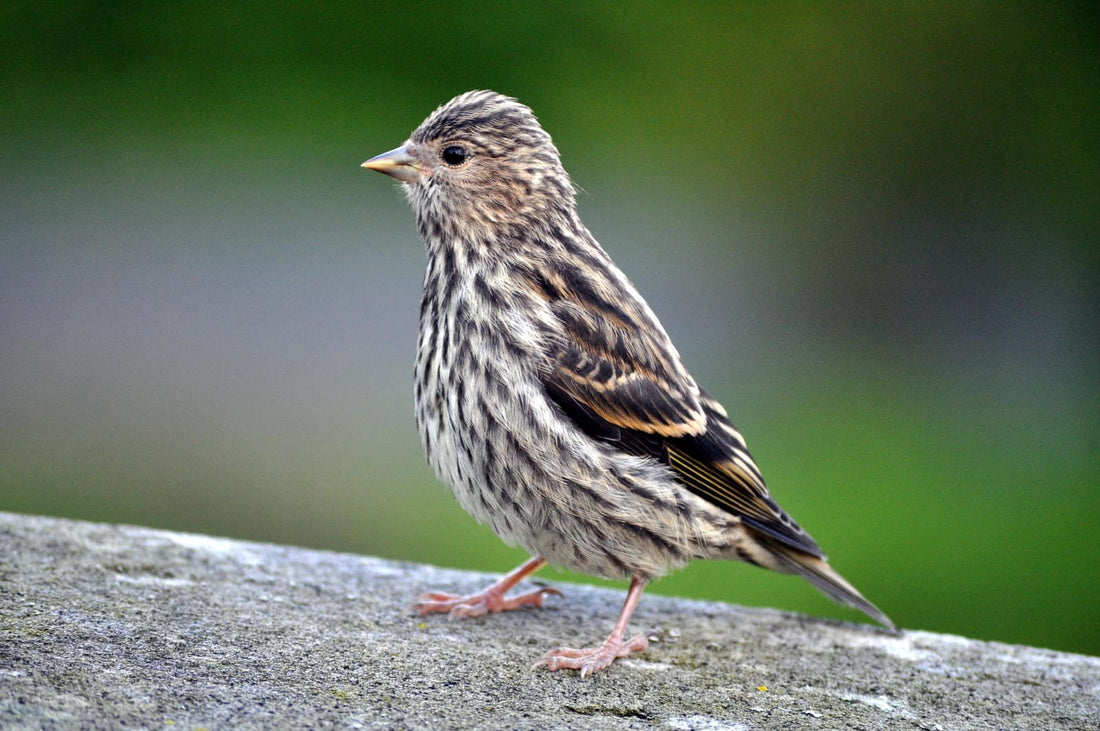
[665,393,823,557]
[541,268,707,438]
[536,267,822,557]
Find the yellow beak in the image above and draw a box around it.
[361,144,421,183]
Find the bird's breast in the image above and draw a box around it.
[413,261,551,540]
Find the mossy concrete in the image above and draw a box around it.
[2,512,1097,729]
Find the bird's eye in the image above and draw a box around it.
[441,145,469,166]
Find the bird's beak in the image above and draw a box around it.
[362,144,422,183]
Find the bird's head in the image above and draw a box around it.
[363,90,577,246]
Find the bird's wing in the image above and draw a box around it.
[535,268,823,558]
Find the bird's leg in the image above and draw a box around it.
[414,556,561,619]
[536,576,654,676]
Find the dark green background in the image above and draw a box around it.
[3,3,1097,656]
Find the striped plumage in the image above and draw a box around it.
[364,90,893,675]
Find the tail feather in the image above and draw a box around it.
[755,534,895,630]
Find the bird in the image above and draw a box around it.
[362,90,894,676]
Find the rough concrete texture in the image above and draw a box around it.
[2,512,1097,730]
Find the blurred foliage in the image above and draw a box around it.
[2,2,1097,658]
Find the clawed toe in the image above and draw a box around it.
[535,632,652,676]
[413,591,473,616]
[415,585,561,619]
[412,560,562,619]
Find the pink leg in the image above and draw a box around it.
[414,556,561,619]
[536,576,653,676]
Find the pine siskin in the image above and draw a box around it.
[363,90,894,676]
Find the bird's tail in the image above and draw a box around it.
[755,534,896,630]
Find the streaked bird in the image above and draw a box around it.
[363,90,893,676]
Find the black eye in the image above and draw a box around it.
[441,145,468,166]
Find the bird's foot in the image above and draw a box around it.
[414,585,562,619]
[535,631,657,677]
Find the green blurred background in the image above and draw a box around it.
[2,3,1097,656]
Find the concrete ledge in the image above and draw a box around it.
[2,511,1097,729]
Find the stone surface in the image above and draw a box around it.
[1,511,1098,730]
